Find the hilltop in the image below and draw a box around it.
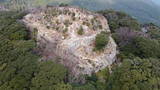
[23,6,117,82]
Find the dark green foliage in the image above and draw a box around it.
[31,28,38,41]
[73,83,96,90]
[53,83,72,90]
[94,31,109,51]
[90,69,110,90]
[72,12,76,17]
[144,23,160,40]
[0,11,72,90]
[149,30,160,40]
[0,11,39,90]
[59,3,69,7]
[63,27,68,33]
[98,10,141,32]
[1,7,160,90]
[100,10,160,59]
[90,10,160,90]
[107,58,160,90]
[121,37,160,58]
[64,20,71,27]
[134,37,160,58]
[0,12,28,40]
[78,68,110,90]
[46,26,50,29]
[95,68,110,83]
[0,36,38,90]
[77,26,84,35]
[30,61,68,90]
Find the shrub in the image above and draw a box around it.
[133,37,160,58]
[72,12,76,17]
[94,31,109,51]
[121,37,160,58]
[64,20,70,27]
[107,58,160,90]
[59,3,69,7]
[144,23,160,40]
[63,27,68,33]
[73,17,76,21]
[32,28,38,41]
[9,30,28,40]
[46,26,50,29]
[99,25,103,29]
[77,26,84,35]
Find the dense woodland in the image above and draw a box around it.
[0,9,160,90]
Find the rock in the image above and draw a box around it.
[23,6,117,82]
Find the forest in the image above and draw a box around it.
[0,9,160,90]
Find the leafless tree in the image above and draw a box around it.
[115,27,139,46]
[115,27,149,47]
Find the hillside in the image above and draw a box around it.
[0,5,160,90]
[70,0,160,26]
[1,0,160,26]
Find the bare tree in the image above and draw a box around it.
[115,27,138,46]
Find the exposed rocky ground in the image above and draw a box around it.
[23,6,117,82]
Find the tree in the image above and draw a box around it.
[113,27,139,47]
[30,61,68,90]
[143,23,160,40]
[107,58,160,90]
[77,26,84,35]
[73,83,96,90]
[121,37,160,58]
[0,11,39,90]
[98,10,141,32]
[53,83,72,90]
[94,31,109,51]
